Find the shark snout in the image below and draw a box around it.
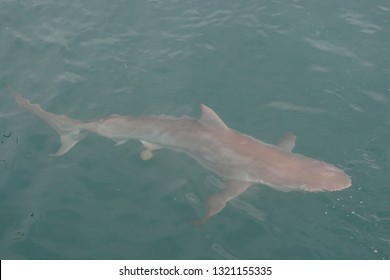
[321,165,351,191]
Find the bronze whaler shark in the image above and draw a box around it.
[10,89,351,224]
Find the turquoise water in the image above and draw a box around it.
[1,0,389,259]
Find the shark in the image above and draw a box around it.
[9,89,351,223]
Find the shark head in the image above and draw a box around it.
[313,163,351,191]
[291,160,351,192]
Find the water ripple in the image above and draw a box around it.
[211,243,238,259]
[304,37,373,67]
[179,9,234,29]
[339,9,381,34]
[267,101,327,114]
[54,71,84,84]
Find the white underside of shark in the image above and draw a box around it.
[9,88,351,223]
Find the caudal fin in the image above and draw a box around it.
[8,87,86,155]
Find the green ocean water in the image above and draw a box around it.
[0,0,389,259]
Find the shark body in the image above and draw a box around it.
[10,89,351,223]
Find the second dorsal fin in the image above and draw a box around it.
[200,104,229,130]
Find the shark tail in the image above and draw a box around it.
[9,87,86,156]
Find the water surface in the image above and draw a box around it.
[0,0,389,259]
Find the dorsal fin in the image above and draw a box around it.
[200,104,229,130]
[277,132,296,152]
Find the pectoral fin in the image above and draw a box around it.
[192,180,252,225]
[277,132,296,152]
[140,140,162,160]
